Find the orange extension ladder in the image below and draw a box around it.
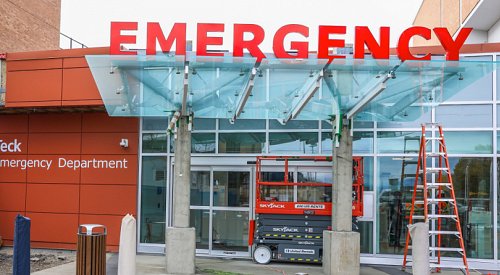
[402,123,469,275]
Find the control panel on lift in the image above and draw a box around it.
[248,156,364,264]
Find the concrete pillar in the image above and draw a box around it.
[166,116,195,274]
[323,119,360,275]
[172,116,191,228]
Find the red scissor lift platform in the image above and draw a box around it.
[249,156,364,264]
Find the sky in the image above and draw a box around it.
[60,0,423,51]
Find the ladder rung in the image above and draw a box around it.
[426,137,443,141]
[412,215,425,220]
[421,168,449,173]
[429,247,463,252]
[427,198,455,203]
[413,199,454,204]
[427,183,452,187]
[429,230,460,235]
[430,263,466,269]
[424,122,440,126]
[428,214,456,219]
[426,152,445,157]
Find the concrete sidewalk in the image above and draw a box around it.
[31,254,491,275]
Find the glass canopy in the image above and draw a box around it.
[86,52,497,122]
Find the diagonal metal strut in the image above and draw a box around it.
[229,67,258,123]
[281,70,324,124]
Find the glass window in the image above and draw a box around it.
[497,56,500,100]
[190,209,209,249]
[191,171,210,206]
[322,132,373,154]
[259,172,294,202]
[377,106,431,128]
[140,156,167,244]
[192,133,216,153]
[218,133,265,153]
[170,133,216,153]
[269,132,319,154]
[219,119,266,130]
[212,210,249,252]
[269,120,318,129]
[142,133,168,153]
[446,157,493,259]
[193,118,216,130]
[436,105,492,128]
[444,131,492,154]
[358,221,373,254]
[446,56,492,102]
[361,157,374,191]
[377,157,420,254]
[213,171,250,207]
[142,117,168,131]
[496,105,500,127]
[377,131,429,154]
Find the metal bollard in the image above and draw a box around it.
[76,224,107,275]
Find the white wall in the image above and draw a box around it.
[488,18,500,43]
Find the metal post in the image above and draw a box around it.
[323,118,360,275]
[166,115,196,274]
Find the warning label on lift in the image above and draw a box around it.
[295,204,325,209]
[284,248,315,255]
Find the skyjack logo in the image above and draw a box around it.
[259,203,285,209]
[0,139,22,153]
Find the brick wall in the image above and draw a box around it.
[0,112,138,251]
[0,0,61,53]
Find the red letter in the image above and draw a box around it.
[273,24,309,58]
[397,26,431,60]
[197,23,224,56]
[233,24,266,60]
[318,26,346,61]
[146,23,186,55]
[110,22,138,55]
[434,27,472,61]
[354,26,390,59]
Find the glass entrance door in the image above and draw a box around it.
[190,167,252,257]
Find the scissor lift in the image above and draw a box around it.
[249,156,364,264]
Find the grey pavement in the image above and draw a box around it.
[31,253,494,275]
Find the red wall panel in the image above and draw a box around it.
[62,68,102,101]
[8,59,62,71]
[82,133,138,155]
[0,114,29,133]
[28,212,79,243]
[0,211,21,240]
[28,133,81,155]
[29,113,82,133]
[26,184,79,213]
[6,69,63,104]
[80,185,136,215]
[83,113,138,133]
[0,183,26,211]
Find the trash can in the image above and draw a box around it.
[77,224,107,275]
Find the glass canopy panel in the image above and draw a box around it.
[86,53,497,122]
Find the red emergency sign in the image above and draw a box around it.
[110,22,472,61]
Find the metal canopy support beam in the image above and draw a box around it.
[345,65,400,120]
[181,63,189,115]
[282,70,323,124]
[229,67,257,123]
